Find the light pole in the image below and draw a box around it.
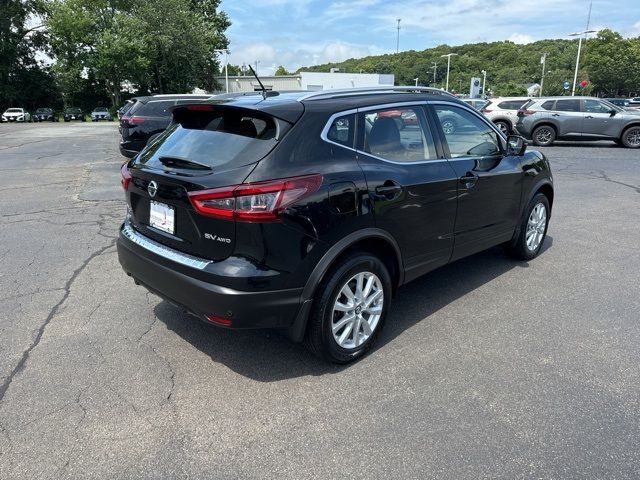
[480,69,487,97]
[414,77,419,87]
[255,60,260,76]
[569,30,595,96]
[539,53,548,97]
[440,53,458,92]
[431,62,438,87]
[213,49,229,93]
[396,19,401,54]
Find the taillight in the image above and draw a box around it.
[188,174,323,222]
[517,109,536,117]
[481,108,493,113]
[205,314,232,326]
[121,162,132,191]
[128,116,145,125]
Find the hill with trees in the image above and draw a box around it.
[299,29,640,97]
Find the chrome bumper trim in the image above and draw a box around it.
[121,224,211,270]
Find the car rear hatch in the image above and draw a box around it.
[122,102,302,261]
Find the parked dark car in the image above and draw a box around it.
[63,107,86,122]
[516,97,640,148]
[604,98,629,108]
[118,87,554,363]
[33,108,58,122]
[118,94,210,157]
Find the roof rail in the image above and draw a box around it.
[298,86,458,101]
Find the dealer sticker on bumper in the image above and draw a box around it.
[149,201,175,234]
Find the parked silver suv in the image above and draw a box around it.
[516,97,640,148]
[481,97,530,134]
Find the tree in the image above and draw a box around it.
[584,29,639,96]
[274,65,290,76]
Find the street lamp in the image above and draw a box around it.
[213,49,229,93]
[480,69,487,98]
[396,19,401,54]
[431,62,438,87]
[569,30,596,96]
[414,77,419,87]
[440,53,458,92]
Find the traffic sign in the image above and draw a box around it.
[563,80,570,90]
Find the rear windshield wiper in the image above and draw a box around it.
[158,156,212,171]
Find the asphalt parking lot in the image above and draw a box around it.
[0,122,639,479]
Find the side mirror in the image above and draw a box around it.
[506,135,527,156]
[609,109,617,116]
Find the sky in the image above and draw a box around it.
[221,0,640,75]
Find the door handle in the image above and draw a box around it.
[551,113,560,117]
[375,181,402,198]
[460,173,479,188]
[585,115,594,119]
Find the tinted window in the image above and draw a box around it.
[361,106,436,162]
[135,107,278,170]
[136,100,174,117]
[555,100,581,112]
[584,99,612,113]
[326,114,355,147]
[435,105,501,158]
[498,100,527,110]
[541,100,556,110]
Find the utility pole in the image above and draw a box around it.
[213,49,229,93]
[414,77,419,87]
[431,62,438,86]
[440,53,458,92]
[255,60,260,76]
[396,19,401,54]
[481,69,487,97]
[539,53,548,97]
[569,1,595,96]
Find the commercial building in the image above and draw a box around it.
[213,71,395,93]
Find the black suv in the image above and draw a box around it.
[63,107,86,122]
[117,87,554,363]
[118,94,211,157]
[33,108,58,122]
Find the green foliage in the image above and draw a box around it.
[274,65,291,76]
[46,0,230,107]
[300,33,640,97]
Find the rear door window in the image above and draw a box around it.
[541,100,556,110]
[135,106,280,170]
[555,100,581,112]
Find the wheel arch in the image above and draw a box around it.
[286,229,403,342]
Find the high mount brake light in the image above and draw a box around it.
[188,174,323,222]
[121,163,132,191]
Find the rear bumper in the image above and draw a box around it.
[117,223,304,330]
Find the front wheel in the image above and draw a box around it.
[532,125,556,146]
[621,126,640,148]
[305,253,391,363]
[507,193,550,260]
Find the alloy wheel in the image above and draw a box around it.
[625,127,640,147]
[535,128,553,144]
[331,272,384,350]
[526,203,547,251]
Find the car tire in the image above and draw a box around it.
[494,121,510,135]
[441,117,457,135]
[620,126,640,148]
[506,193,550,261]
[304,253,391,363]
[532,125,556,146]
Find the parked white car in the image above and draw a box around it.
[1,108,31,123]
[480,97,530,134]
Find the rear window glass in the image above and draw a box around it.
[498,100,527,110]
[541,101,556,110]
[555,100,581,112]
[135,107,279,170]
[134,100,174,117]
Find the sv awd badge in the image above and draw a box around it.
[204,233,231,243]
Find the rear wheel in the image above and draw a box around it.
[507,193,550,260]
[304,253,391,363]
[441,117,457,135]
[621,126,640,148]
[532,125,556,146]
[494,120,510,135]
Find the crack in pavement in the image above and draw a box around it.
[0,241,117,402]
[597,169,640,194]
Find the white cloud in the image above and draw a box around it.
[509,33,534,44]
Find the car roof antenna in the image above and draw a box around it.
[248,65,277,98]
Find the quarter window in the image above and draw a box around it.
[360,107,437,162]
[434,105,502,158]
[326,114,355,148]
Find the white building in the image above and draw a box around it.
[214,72,395,93]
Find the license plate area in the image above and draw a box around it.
[149,201,175,234]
